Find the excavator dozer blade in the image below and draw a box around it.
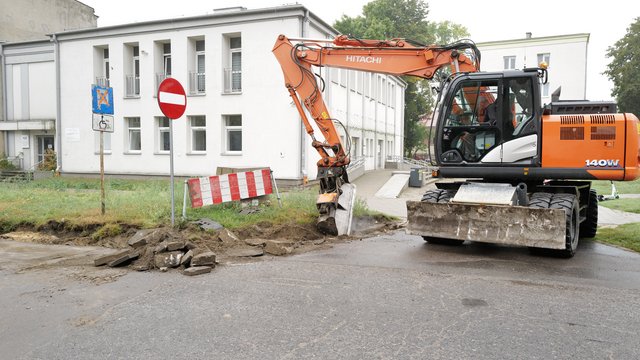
[317,184,357,236]
[406,201,567,249]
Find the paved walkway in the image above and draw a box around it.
[353,169,640,226]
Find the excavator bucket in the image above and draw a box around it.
[406,201,567,249]
[317,184,357,236]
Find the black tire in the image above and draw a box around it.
[420,189,463,245]
[528,192,553,208]
[420,189,454,203]
[549,193,580,258]
[579,189,598,238]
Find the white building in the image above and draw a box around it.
[7,5,403,182]
[477,33,589,104]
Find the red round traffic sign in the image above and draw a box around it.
[157,78,187,119]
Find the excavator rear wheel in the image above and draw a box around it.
[579,189,598,238]
[420,189,464,246]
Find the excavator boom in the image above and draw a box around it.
[272,34,480,235]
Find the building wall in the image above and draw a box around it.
[0,0,96,158]
[55,6,405,180]
[477,34,589,103]
[0,0,97,42]
[1,41,56,169]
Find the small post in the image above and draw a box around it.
[271,169,282,208]
[99,123,105,215]
[169,119,175,227]
[182,180,188,219]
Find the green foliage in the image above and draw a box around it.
[37,149,57,171]
[605,17,640,115]
[92,223,123,240]
[595,223,640,253]
[0,157,18,170]
[333,0,469,158]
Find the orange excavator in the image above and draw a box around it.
[273,34,640,257]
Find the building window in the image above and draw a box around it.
[157,116,170,152]
[224,36,242,93]
[503,56,516,70]
[390,83,396,108]
[189,39,206,95]
[356,71,363,94]
[364,73,371,98]
[155,41,171,92]
[126,117,141,152]
[94,46,110,87]
[125,44,140,97]
[189,115,207,152]
[537,53,550,67]
[223,115,242,152]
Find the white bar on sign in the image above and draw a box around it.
[237,172,249,199]
[254,171,265,196]
[159,91,186,105]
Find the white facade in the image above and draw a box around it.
[0,41,56,170]
[477,33,589,104]
[48,5,404,181]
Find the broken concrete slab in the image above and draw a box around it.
[191,251,216,266]
[154,241,168,253]
[183,266,212,276]
[226,248,264,257]
[180,250,194,266]
[185,241,197,250]
[154,251,183,268]
[192,218,223,231]
[166,240,185,252]
[265,240,296,256]
[94,249,130,267]
[244,238,267,247]
[108,250,140,267]
[127,229,155,248]
[218,229,239,245]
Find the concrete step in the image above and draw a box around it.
[375,173,410,199]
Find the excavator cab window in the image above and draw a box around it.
[507,77,535,138]
[442,80,499,162]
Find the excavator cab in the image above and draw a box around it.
[436,71,541,171]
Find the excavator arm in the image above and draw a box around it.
[272,34,480,235]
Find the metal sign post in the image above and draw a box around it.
[91,86,114,215]
[157,78,187,227]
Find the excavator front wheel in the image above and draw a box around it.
[420,189,464,246]
[529,192,579,258]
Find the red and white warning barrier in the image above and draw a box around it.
[187,169,273,208]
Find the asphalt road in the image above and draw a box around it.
[1,232,639,360]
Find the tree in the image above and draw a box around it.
[605,17,640,116]
[333,0,469,158]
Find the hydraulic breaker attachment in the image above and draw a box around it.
[317,183,357,236]
[406,201,567,249]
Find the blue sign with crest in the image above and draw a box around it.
[92,85,114,115]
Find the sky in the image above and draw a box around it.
[79,0,639,101]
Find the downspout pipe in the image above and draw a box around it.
[52,34,62,173]
[0,42,8,156]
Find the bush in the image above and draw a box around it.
[0,157,18,170]
[37,150,57,171]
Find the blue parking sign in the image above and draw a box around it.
[92,85,114,115]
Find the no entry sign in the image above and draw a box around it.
[157,78,187,119]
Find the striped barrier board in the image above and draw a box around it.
[187,169,273,208]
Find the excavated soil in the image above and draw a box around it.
[0,215,402,276]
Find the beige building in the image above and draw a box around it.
[0,0,97,159]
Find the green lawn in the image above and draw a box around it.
[0,177,379,232]
[595,223,640,253]
[591,178,640,214]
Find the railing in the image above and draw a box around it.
[125,75,140,97]
[223,68,242,93]
[189,71,206,94]
[386,155,432,169]
[347,155,365,169]
[155,73,169,95]
[95,76,109,88]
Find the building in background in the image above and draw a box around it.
[0,0,97,160]
[5,5,404,182]
[477,33,590,103]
